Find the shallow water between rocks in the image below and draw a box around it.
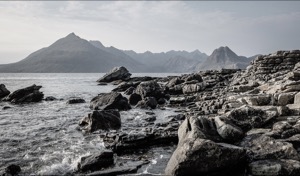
[0,73,181,175]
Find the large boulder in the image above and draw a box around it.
[97,66,131,83]
[128,93,142,105]
[79,110,121,132]
[90,92,131,111]
[5,164,21,176]
[165,138,246,176]
[77,150,114,172]
[0,84,10,99]
[4,84,44,103]
[135,81,164,100]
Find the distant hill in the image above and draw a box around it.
[123,49,208,72]
[0,33,144,73]
[0,34,256,73]
[194,46,253,71]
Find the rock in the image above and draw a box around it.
[90,92,131,111]
[278,93,294,106]
[144,116,156,122]
[294,92,300,104]
[182,83,206,94]
[44,96,57,101]
[112,82,140,92]
[97,83,108,86]
[78,150,114,172]
[124,87,135,95]
[67,97,86,104]
[214,116,244,142]
[128,93,142,106]
[135,97,157,109]
[240,134,299,160]
[165,138,246,176]
[97,66,131,83]
[243,94,272,106]
[248,159,300,176]
[87,160,149,176]
[226,105,275,132]
[103,122,179,154]
[135,81,164,100]
[5,164,21,176]
[157,98,166,105]
[183,73,203,82]
[79,110,121,132]
[4,84,44,103]
[2,106,12,110]
[0,84,10,99]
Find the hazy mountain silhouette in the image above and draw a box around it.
[123,49,208,72]
[0,34,255,73]
[194,46,253,71]
[0,33,144,73]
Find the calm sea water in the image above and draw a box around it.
[0,73,181,175]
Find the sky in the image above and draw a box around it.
[0,1,300,64]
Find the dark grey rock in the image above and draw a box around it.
[79,110,121,132]
[124,87,135,95]
[44,96,57,101]
[78,150,114,172]
[3,84,44,103]
[67,97,85,104]
[135,97,157,109]
[5,164,21,176]
[97,66,131,83]
[135,81,164,100]
[90,92,131,111]
[0,84,10,99]
[165,138,246,176]
[128,93,142,106]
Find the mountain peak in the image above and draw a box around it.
[65,32,80,40]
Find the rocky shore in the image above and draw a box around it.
[2,50,300,175]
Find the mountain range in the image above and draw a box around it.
[0,33,256,73]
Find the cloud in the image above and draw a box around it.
[0,1,299,64]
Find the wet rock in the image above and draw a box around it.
[248,159,300,176]
[78,150,114,172]
[128,93,142,106]
[112,82,140,92]
[87,160,149,176]
[0,84,10,99]
[165,138,246,176]
[67,97,86,104]
[157,98,166,105]
[183,73,203,82]
[103,122,179,154]
[44,96,57,101]
[5,164,21,176]
[97,66,131,83]
[135,81,164,100]
[144,116,156,122]
[4,84,44,103]
[214,116,244,142]
[135,97,157,109]
[90,92,131,111]
[2,106,12,110]
[79,110,121,132]
[124,87,135,95]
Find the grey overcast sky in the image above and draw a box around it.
[0,1,300,64]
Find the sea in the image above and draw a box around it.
[0,73,181,175]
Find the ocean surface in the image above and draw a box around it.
[0,73,181,175]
